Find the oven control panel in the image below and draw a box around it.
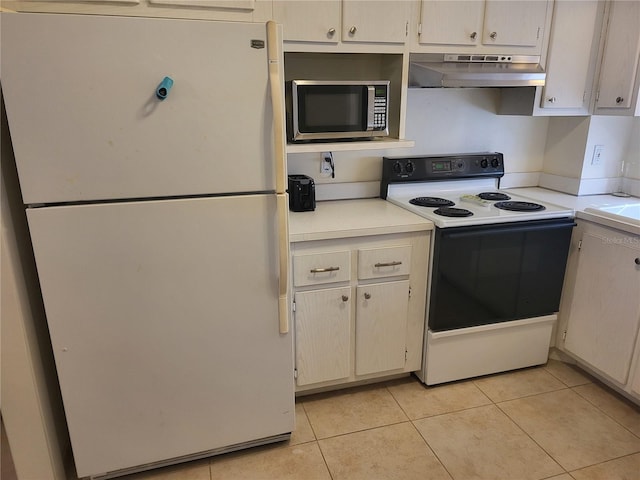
[380,153,504,198]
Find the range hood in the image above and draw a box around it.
[409,54,546,88]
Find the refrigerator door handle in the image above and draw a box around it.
[268,21,290,334]
[276,193,290,334]
[267,20,287,195]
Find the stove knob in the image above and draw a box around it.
[491,157,500,168]
[392,162,403,174]
[405,161,415,173]
[480,158,489,168]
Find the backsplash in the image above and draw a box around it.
[288,88,550,199]
[287,89,639,200]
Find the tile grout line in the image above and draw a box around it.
[570,384,640,441]
[493,382,640,475]
[406,419,457,480]
[298,401,335,479]
[564,451,640,477]
[314,419,414,442]
[384,381,458,478]
[492,395,569,476]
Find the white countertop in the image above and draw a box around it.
[289,198,434,242]
[509,187,640,236]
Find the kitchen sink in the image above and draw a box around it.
[585,203,640,226]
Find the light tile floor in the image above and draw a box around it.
[122,360,640,480]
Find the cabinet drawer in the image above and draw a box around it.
[293,251,351,287]
[357,245,412,280]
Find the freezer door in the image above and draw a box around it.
[1,14,276,204]
[26,195,293,478]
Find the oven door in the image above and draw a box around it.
[429,218,575,332]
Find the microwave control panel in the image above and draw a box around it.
[372,86,388,130]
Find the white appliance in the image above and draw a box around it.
[381,154,575,385]
[1,13,293,479]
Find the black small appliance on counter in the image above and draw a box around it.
[287,174,316,212]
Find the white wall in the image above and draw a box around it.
[404,88,550,176]
[622,117,640,196]
[624,118,640,180]
[540,115,636,195]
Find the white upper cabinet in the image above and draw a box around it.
[416,0,551,54]
[341,0,411,44]
[419,1,484,46]
[540,0,603,112]
[273,0,341,43]
[482,0,548,48]
[593,0,640,115]
[276,0,411,47]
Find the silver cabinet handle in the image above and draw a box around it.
[328,28,336,36]
[547,96,557,103]
[349,26,357,35]
[489,31,497,39]
[342,295,349,302]
[616,96,624,104]
[374,261,402,267]
[310,266,340,273]
[364,292,371,300]
[470,31,477,40]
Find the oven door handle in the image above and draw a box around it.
[444,221,576,239]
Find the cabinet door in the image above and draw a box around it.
[483,0,549,47]
[564,232,640,384]
[419,0,484,46]
[273,0,340,43]
[595,1,640,110]
[355,280,409,375]
[541,0,601,110]
[294,287,351,386]
[342,0,410,44]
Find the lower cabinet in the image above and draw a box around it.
[291,231,430,392]
[355,280,409,375]
[559,219,640,400]
[294,286,351,386]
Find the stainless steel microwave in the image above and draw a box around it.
[286,80,390,142]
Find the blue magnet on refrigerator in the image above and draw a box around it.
[155,76,174,100]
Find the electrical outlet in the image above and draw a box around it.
[591,145,604,166]
[320,152,332,176]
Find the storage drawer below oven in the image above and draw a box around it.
[424,316,556,385]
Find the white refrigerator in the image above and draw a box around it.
[1,12,293,479]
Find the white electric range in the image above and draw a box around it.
[381,153,574,227]
[381,153,576,385]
